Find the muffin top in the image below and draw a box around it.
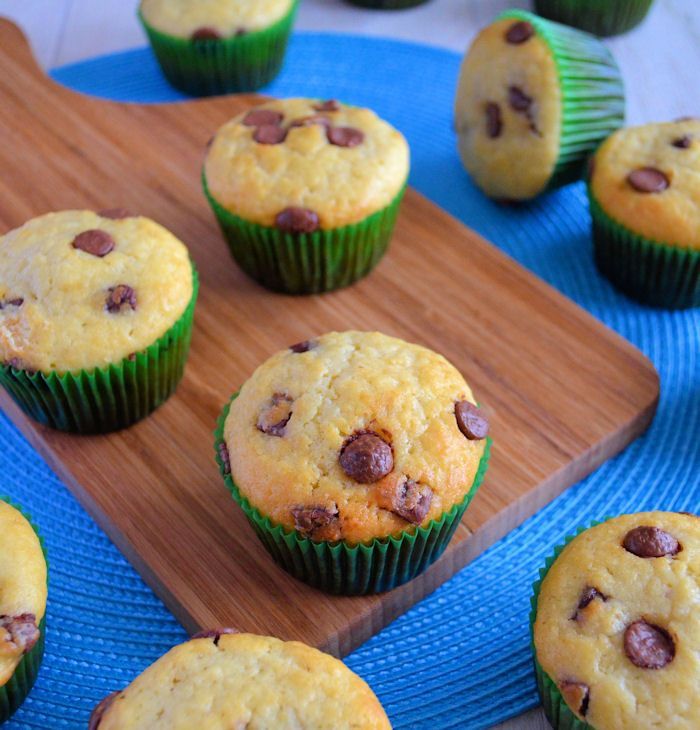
[0,210,193,373]
[93,632,392,730]
[139,0,295,38]
[222,331,488,545]
[534,512,700,729]
[590,120,700,250]
[0,501,47,687]
[454,15,562,200]
[204,98,410,230]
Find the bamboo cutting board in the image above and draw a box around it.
[0,19,659,657]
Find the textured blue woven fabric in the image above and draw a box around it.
[1,32,697,730]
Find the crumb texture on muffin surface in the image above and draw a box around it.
[591,120,700,250]
[454,17,562,200]
[204,98,410,229]
[0,501,47,687]
[97,633,392,730]
[139,0,295,37]
[0,210,193,373]
[224,331,487,544]
[534,511,700,729]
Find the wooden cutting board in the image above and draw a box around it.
[0,19,659,657]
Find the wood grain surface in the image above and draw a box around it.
[0,19,660,662]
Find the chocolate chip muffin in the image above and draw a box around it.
[532,512,700,729]
[90,631,392,730]
[0,210,198,432]
[203,98,410,294]
[534,0,655,37]
[454,10,624,201]
[215,331,490,594]
[589,119,700,308]
[0,500,47,723]
[139,0,299,96]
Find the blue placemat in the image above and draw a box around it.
[2,32,698,730]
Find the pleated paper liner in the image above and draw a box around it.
[0,498,47,724]
[0,268,199,434]
[343,0,431,9]
[215,394,491,595]
[203,174,406,295]
[499,10,625,193]
[589,190,700,309]
[533,0,655,37]
[138,2,298,96]
[529,524,602,730]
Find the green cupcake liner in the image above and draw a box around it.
[203,173,406,295]
[589,190,700,309]
[0,268,199,434]
[0,498,47,724]
[138,2,298,96]
[530,522,607,730]
[534,0,655,37]
[343,0,430,9]
[214,394,491,595]
[499,10,625,193]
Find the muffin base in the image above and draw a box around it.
[215,394,491,595]
[589,190,700,309]
[499,10,625,194]
[0,268,199,434]
[138,2,298,96]
[203,174,406,295]
[533,0,654,37]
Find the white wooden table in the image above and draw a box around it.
[0,1,696,728]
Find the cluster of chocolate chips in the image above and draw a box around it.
[241,103,366,234]
[484,21,540,139]
[0,613,40,655]
[626,130,695,192]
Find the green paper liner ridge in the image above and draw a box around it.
[533,0,655,38]
[0,267,199,433]
[215,394,491,595]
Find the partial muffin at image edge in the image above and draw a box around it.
[138,0,299,96]
[0,499,48,724]
[588,119,700,309]
[89,631,392,730]
[454,9,625,201]
[215,331,490,595]
[203,97,410,295]
[0,209,198,433]
[533,0,655,38]
[531,511,700,730]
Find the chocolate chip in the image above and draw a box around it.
[291,504,341,541]
[455,401,489,440]
[126,352,137,362]
[327,126,365,148]
[105,285,137,313]
[0,614,40,654]
[313,100,340,112]
[672,135,692,149]
[289,340,316,353]
[235,27,247,37]
[88,691,121,730]
[289,115,332,129]
[485,102,502,139]
[257,393,293,436]
[253,124,287,145]
[275,207,320,234]
[191,27,221,41]
[508,85,533,113]
[559,681,590,718]
[623,526,680,558]
[390,479,433,524]
[218,442,231,474]
[72,229,115,258]
[242,109,284,127]
[505,21,535,44]
[627,167,670,193]
[572,586,607,620]
[98,208,133,220]
[624,620,675,669]
[0,297,23,310]
[340,432,393,483]
[191,627,238,645]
